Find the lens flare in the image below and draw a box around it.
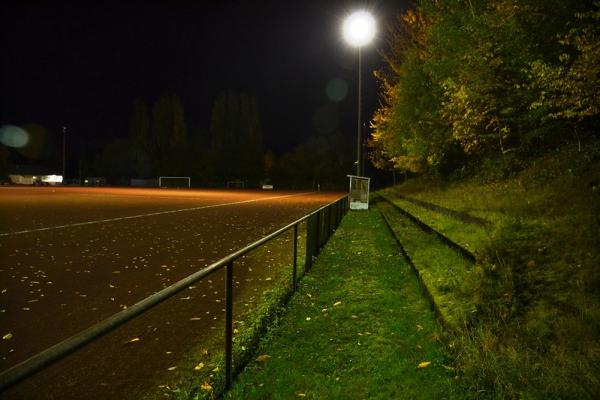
[0,125,29,148]
[326,78,348,102]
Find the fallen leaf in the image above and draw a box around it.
[305,317,311,321]
[417,361,432,369]
[333,301,342,307]
[167,366,177,371]
[201,382,213,391]
[194,362,205,370]
[2,333,13,340]
[128,337,140,343]
[296,393,306,397]
[202,349,209,356]
[256,354,271,362]
[416,324,423,331]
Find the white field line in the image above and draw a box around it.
[0,192,313,237]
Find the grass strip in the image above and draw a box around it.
[382,194,490,257]
[376,202,477,329]
[225,208,470,400]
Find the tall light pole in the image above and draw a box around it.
[343,10,375,177]
[62,126,67,181]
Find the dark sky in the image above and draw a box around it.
[2,1,406,160]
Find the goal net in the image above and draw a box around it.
[158,176,191,188]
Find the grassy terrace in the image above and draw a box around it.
[376,145,600,399]
[379,193,491,257]
[225,209,469,399]
[375,200,477,329]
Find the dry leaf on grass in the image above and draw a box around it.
[333,301,342,307]
[2,333,13,340]
[128,337,140,343]
[256,354,271,362]
[417,361,432,369]
[194,362,205,371]
[201,382,213,391]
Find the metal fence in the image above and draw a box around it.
[0,194,349,393]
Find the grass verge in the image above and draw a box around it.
[380,144,600,399]
[225,208,470,399]
[380,194,490,256]
[375,201,477,329]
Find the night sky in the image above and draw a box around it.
[2,1,406,167]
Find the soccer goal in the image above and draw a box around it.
[158,176,191,188]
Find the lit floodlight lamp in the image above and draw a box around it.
[343,10,376,47]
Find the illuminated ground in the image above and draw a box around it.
[0,187,343,399]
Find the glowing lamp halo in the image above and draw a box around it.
[342,10,376,47]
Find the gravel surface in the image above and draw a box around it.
[0,187,342,399]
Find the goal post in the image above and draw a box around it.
[158,176,191,188]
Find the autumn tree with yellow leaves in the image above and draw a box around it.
[370,0,600,175]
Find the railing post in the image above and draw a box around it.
[305,217,313,272]
[315,210,321,254]
[225,261,234,390]
[292,224,298,292]
[327,204,333,237]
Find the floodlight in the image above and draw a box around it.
[343,10,376,47]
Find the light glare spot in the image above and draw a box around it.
[0,125,29,148]
[326,78,348,102]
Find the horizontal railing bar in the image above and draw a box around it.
[0,193,348,392]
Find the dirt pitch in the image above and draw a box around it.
[0,187,343,399]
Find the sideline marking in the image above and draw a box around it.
[0,192,313,237]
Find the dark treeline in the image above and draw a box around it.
[93,91,353,189]
[369,0,600,177]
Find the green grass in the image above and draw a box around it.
[376,201,477,329]
[225,209,470,400]
[378,143,600,399]
[380,194,491,256]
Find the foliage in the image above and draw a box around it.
[529,4,600,122]
[369,0,600,175]
[208,91,264,183]
[272,133,354,189]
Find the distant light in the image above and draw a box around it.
[0,125,29,148]
[43,175,63,183]
[343,10,376,47]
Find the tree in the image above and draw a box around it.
[150,95,188,175]
[128,100,152,178]
[209,91,264,184]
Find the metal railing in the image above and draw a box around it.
[0,194,349,393]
